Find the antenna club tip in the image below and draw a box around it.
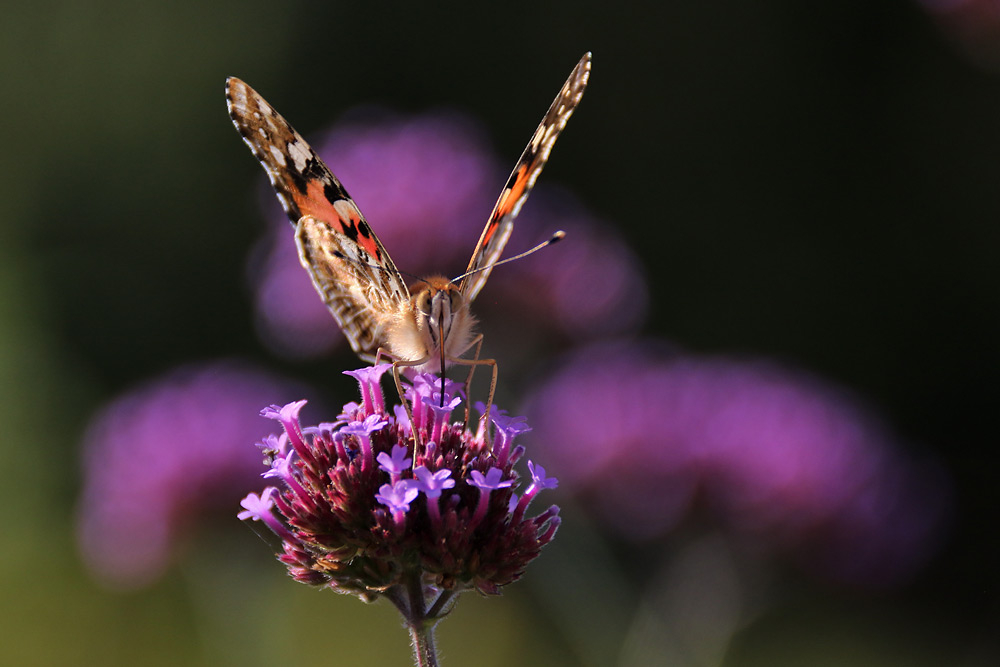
[550,230,567,243]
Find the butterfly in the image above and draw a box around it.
[227,53,591,435]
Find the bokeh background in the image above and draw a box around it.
[2,1,998,665]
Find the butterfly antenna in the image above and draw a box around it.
[451,231,566,284]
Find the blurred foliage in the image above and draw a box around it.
[2,0,998,664]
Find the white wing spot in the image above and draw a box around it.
[287,138,311,172]
[333,199,361,221]
[269,145,287,167]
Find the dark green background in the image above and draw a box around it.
[2,1,996,664]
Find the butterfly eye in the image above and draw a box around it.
[416,291,433,317]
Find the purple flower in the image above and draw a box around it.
[242,364,556,601]
[527,461,558,492]
[468,467,514,529]
[412,466,455,499]
[238,488,297,543]
[406,372,465,440]
[342,413,389,436]
[247,110,647,360]
[413,465,455,529]
[478,403,532,467]
[237,487,275,521]
[75,361,315,590]
[344,364,392,414]
[468,467,513,491]
[491,189,648,339]
[377,444,413,483]
[261,399,308,454]
[375,480,419,528]
[510,462,558,522]
[521,340,951,589]
[341,413,389,471]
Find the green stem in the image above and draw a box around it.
[405,575,441,667]
[409,620,440,667]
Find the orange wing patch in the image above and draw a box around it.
[293,181,382,261]
[494,164,530,222]
[296,179,342,228]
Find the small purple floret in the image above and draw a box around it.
[237,488,275,521]
[413,466,456,499]
[343,364,392,414]
[468,468,513,529]
[341,414,388,471]
[261,399,309,454]
[377,445,413,484]
[238,488,296,542]
[512,461,558,521]
[376,480,419,528]
[469,468,511,491]
[527,461,558,491]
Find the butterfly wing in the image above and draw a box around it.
[295,214,407,361]
[459,52,592,301]
[226,77,410,359]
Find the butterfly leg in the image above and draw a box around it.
[446,345,497,448]
[454,334,484,426]
[389,353,433,455]
[372,346,421,451]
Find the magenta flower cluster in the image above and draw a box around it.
[522,341,950,588]
[75,361,312,589]
[238,364,559,599]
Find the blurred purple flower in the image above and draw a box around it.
[521,340,951,589]
[248,108,647,359]
[76,361,316,590]
[491,188,648,341]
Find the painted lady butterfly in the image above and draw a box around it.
[227,54,591,429]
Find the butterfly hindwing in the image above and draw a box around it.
[459,53,592,301]
[295,215,409,360]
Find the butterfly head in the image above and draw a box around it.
[407,276,475,373]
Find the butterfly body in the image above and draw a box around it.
[227,54,591,382]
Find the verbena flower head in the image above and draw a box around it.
[241,363,559,600]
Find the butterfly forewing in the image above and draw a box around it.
[226,77,410,359]
[459,52,592,302]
